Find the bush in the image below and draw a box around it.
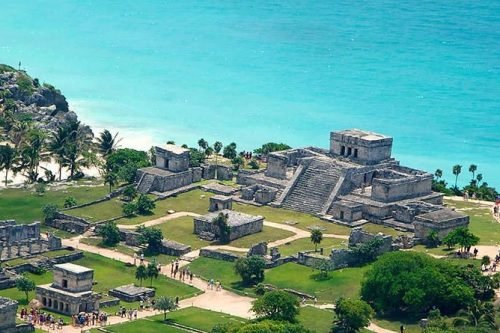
[42,204,58,222]
[252,290,300,323]
[333,297,374,333]
[234,256,265,285]
[122,202,137,216]
[122,185,137,201]
[255,283,267,295]
[35,182,46,196]
[426,230,441,248]
[64,196,77,208]
[98,222,121,246]
[248,159,259,169]
[136,194,155,215]
[106,148,151,183]
[137,226,163,254]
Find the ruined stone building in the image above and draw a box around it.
[0,296,33,333]
[36,263,100,315]
[238,129,468,239]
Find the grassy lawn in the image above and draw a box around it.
[234,203,351,235]
[229,226,295,248]
[444,199,500,245]
[188,257,370,303]
[90,306,246,333]
[80,237,137,257]
[0,183,108,224]
[41,248,75,258]
[278,237,347,257]
[298,306,334,333]
[66,198,124,222]
[71,189,215,226]
[265,262,370,303]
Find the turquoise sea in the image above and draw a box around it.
[1,1,499,188]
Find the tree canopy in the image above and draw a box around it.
[251,290,300,323]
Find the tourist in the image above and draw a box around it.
[400,325,405,333]
[175,296,179,305]
[473,248,478,257]
[215,280,221,291]
[140,253,144,263]
[57,318,63,329]
[121,307,126,318]
[189,272,193,284]
[133,309,138,320]
[140,300,144,310]
[492,262,497,272]
[133,253,137,265]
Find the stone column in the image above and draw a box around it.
[28,242,33,254]
[16,243,21,256]
[7,245,11,258]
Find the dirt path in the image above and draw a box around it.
[117,212,200,229]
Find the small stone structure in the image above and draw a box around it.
[45,213,90,234]
[201,164,233,181]
[136,144,202,194]
[160,239,191,256]
[109,284,155,302]
[209,195,233,212]
[118,229,142,246]
[247,242,268,257]
[194,210,263,241]
[0,296,34,333]
[199,248,241,262]
[241,184,279,205]
[36,263,100,315]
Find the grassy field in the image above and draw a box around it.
[233,202,351,235]
[188,257,370,303]
[80,237,137,256]
[298,306,334,333]
[68,189,216,225]
[90,306,246,333]
[278,237,347,257]
[361,223,411,237]
[0,182,108,224]
[444,199,500,245]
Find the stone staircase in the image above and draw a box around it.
[136,173,156,193]
[281,159,343,214]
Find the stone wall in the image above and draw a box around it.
[348,227,393,254]
[199,248,240,262]
[0,296,33,333]
[330,130,393,165]
[265,153,288,179]
[194,214,264,241]
[160,240,191,256]
[297,251,331,269]
[99,297,120,308]
[202,164,233,181]
[0,221,40,243]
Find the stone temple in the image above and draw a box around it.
[36,263,100,315]
[194,210,264,241]
[238,129,468,239]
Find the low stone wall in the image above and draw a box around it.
[297,251,331,269]
[46,213,90,234]
[99,297,120,308]
[349,227,393,254]
[50,251,84,264]
[160,240,191,256]
[5,251,83,275]
[199,248,240,262]
[264,256,296,269]
[0,278,16,290]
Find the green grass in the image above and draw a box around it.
[278,237,347,257]
[234,202,351,235]
[444,199,500,245]
[80,237,137,256]
[90,306,246,333]
[0,183,108,224]
[372,315,422,333]
[229,226,295,248]
[188,257,370,303]
[41,249,75,258]
[298,306,334,333]
[66,198,124,222]
[264,262,370,303]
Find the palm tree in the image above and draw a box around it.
[61,120,93,179]
[452,164,462,188]
[22,128,49,182]
[452,300,497,330]
[197,138,208,152]
[147,261,159,287]
[96,129,121,157]
[434,169,442,180]
[0,144,22,186]
[476,173,483,187]
[310,228,323,252]
[135,264,148,287]
[154,296,178,320]
[49,126,69,181]
[213,141,223,179]
[104,171,118,193]
[468,164,477,181]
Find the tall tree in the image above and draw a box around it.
[0,144,21,186]
[154,296,178,320]
[104,171,118,192]
[22,128,48,182]
[49,125,69,181]
[468,164,477,181]
[62,120,93,179]
[96,129,121,157]
[16,275,36,302]
[213,141,223,179]
[476,173,483,187]
[135,264,148,286]
[147,261,159,287]
[197,138,208,151]
[252,290,300,323]
[452,164,462,188]
[334,297,374,333]
[310,228,323,252]
[434,169,443,180]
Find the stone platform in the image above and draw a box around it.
[109,284,155,302]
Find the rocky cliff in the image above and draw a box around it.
[0,64,90,134]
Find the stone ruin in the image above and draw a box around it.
[36,263,100,315]
[236,129,469,240]
[194,210,264,241]
[109,284,155,302]
[247,242,267,257]
[0,296,34,333]
[209,195,233,212]
[0,220,62,261]
[45,212,90,234]
[202,182,239,196]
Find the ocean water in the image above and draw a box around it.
[1,0,499,188]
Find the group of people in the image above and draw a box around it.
[170,259,194,284]
[119,307,139,320]
[207,278,222,291]
[71,311,108,327]
[20,308,64,329]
